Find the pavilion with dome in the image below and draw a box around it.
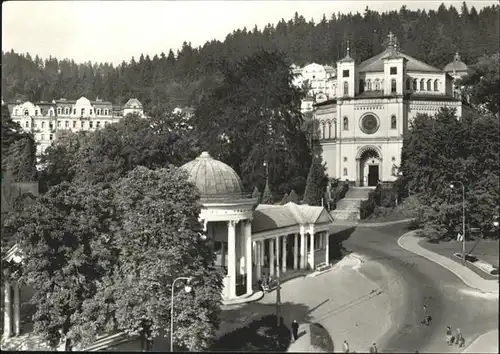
[180,152,337,302]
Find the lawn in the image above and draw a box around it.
[419,238,499,280]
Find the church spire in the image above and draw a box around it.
[454,51,461,62]
[346,39,351,57]
[387,31,396,48]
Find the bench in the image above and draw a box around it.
[315,262,331,272]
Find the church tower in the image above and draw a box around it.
[382,32,407,96]
[336,41,356,98]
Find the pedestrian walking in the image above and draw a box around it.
[446,326,453,345]
[291,320,299,341]
[369,342,378,353]
[343,340,350,353]
[456,328,465,347]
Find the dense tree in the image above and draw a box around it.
[2,4,498,109]
[191,50,311,195]
[8,166,223,350]
[303,157,328,206]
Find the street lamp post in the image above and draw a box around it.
[170,276,192,352]
[450,181,466,264]
[397,170,411,197]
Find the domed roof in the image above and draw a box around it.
[444,52,468,73]
[180,152,243,196]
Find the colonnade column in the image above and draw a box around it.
[13,284,20,336]
[275,236,280,277]
[227,220,237,299]
[269,239,275,277]
[256,241,262,282]
[3,280,12,337]
[309,224,315,270]
[244,220,253,295]
[300,226,306,269]
[282,236,287,273]
[239,221,246,276]
[325,231,330,264]
[293,234,299,270]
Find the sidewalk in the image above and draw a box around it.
[398,231,499,294]
[462,329,499,353]
[287,324,312,352]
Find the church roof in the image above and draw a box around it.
[358,48,442,73]
[444,52,468,73]
[251,202,333,233]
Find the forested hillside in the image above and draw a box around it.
[2,3,499,112]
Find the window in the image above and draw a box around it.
[390,67,397,75]
[343,168,348,176]
[343,82,348,96]
[391,79,397,93]
[343,117,349,131]
[73,108,76,115]
[41,134,45,141]
[427,79,432,91]
[367,80,372,91]
[374,80,380,91]
[392,156,396,162]
[73,121,76,128]
[420,79,425,91]
[104,121,108,126]
[89,108,93,115]
[57,121,61,128]
[413,79,417,91]
[321,122,325,139]
[14,109,18,116]
[434,79,438,91]
[344,157,347,162]
[96,121,101,128]
[60,107,65,115]
[81,108,85,116]
[359,80,364,93]
[104,109,108,115]
[49,122,53,129]
[49,134,53,140]
[327,121,332,139]
[49,109,53,116]
[406,78,411,90]
[25,121,29,128]
[89,121,93,129]
[81,121,84,128]
[41,121,45,128]
[65,121,69,128]
[343,70,349,78]
[391,115,397,129]
[24,109,29,116]
[35,110,39,116]
[96,108,101,115]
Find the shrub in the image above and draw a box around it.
[359,184,382,219]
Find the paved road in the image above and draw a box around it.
[344,223,499,353]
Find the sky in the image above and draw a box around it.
[2,0,497,65]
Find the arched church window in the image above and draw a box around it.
[427,79,432,91]
[413,79,417,91]
[343,117,349,131]
[321,121,326,139]
[327,121,332,139]
[434,79,439,91]
[367,80,372,91]
[391,79,397,93]
[420,79,425,91]
[343,82,349,96]
[374,80,380,91]
[391,115,397,129]
[343,168,348,176]
[24,109,29,116]
[406,78,411,90]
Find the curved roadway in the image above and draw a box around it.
[343,223,499,353]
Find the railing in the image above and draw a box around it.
[200,193,258,203]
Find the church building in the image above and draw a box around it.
[314,32,463,186]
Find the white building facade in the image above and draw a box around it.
[293,63,337,99]
[315,33,463,186]
[7,97,145,156]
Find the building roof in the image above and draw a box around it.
[180,151,243,197]
[444,52,469,73]
[252,202,333,233]
[124,98,143,109]
[358,47,441,73]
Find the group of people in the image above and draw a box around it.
[446,325,465,347]
[257,274,275,292]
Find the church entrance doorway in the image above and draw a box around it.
[357,147,382,186]
[368,165,379,186]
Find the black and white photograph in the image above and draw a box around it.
[1,0,499,352]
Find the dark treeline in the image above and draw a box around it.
[2,3,499,112]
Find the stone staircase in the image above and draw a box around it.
[330,187,374,221]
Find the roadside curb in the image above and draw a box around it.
[397,231,499,295]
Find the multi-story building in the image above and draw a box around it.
[292,63,337,99]
[314,32,463,186]
[7,97,145,155]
